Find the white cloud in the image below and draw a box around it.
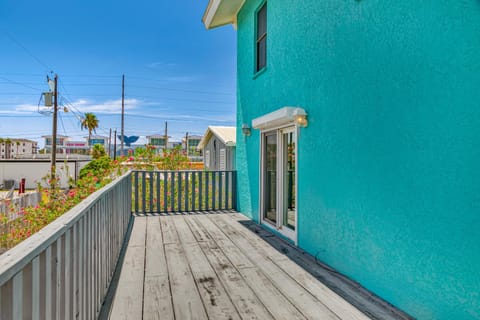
[146,62,177,69]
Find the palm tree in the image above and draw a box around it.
[15,141,20,158]
[81,113,99,147]
[5,138,12,159]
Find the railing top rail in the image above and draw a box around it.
[0,170,132,286]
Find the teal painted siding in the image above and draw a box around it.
[236,1,480,319]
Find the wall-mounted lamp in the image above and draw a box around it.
[295,114,308,127]
[242,123,251,136]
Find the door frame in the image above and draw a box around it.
[259,124,298,244]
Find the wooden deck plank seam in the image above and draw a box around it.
[170,217,210,319]
[188,217,275,319]
[182,215,251,320]
[190,214,304,320]
[141,217,148,320]
[238,218,407,320]
[208,214,344,320]
[158,216,177,320]
[201,215,322,320]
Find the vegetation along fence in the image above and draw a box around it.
[132,170,237,214]
[0,171,132,320]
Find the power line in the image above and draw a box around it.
[2,30,53,73]
[0,77,43,91]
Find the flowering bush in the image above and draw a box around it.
[0,158,127,251]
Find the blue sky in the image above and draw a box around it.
[0,0,236,147]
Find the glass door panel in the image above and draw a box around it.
[282,130,296,231]
[263,132,277,224]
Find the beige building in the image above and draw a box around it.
[0,138,38,159]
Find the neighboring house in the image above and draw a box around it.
[87,135,109,147]
[65,141,89,155]
[198,126,235,171]
[42,135,69,154]
[182,135,203,157]
[0,139,38,159]
[203,1,480,319]
[146,134,170,153]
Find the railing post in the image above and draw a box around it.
[185,171,189,212]
[192,172,196,212]
[232,170,237,211]
[212,171,216,211]
[176,172,181,212]
[219,171,223,210]
[141,171,146,214]
[134,171,139,214]
[156,172,161,212]
[199,172,203,211]
[149,172,154,213]
[205,172,209,210]
[226,171,230,210]
[170,172,175,212]
[163,172,168,213]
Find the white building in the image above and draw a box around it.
[0,138,38,159]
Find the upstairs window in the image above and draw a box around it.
[256,2,267,72]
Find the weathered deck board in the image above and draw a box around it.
[233,215,402,320]
[108,217,146,320]
[208,214,340,320]
[143,216,174,320]
[107,212,392,320]
[198,240,275,320]
[164,241,208,320]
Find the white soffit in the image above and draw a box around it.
[203,0,245,29]
[252,107,307,130]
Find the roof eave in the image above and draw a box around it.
[203,0,245,30]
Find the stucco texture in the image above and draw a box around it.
[236,0,480,319]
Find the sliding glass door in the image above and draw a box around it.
[262,126,297,241]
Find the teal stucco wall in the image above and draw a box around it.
[235,1,480,319]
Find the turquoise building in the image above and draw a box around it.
[204,1,480,319]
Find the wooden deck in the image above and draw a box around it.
[104,212,409,320]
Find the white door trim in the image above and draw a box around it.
[259,124,298,244]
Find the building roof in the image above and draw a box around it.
[203,0,245,29]
[146,134,171,139]
[41,135,69,139]
[198,126,236,150]
[0,138,36,143]
[85,135,108,140]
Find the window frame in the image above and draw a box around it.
[254,1,267,74]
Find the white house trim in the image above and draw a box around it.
[252,107,307,130]
[203,0,245,29]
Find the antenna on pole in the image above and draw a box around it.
[50,74,58,189]
[108,128,112,158]
[121,74,125,156]
[113,129,117,161]
[164,121,168,152]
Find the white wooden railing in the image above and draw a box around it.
[0,172,132,320]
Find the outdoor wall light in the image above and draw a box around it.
[242,123,251,136]
[296,114,308,127]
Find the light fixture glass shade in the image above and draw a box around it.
[241,123,251,136]
[296,115,308,127]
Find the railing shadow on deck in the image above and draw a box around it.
[233,219,414,320]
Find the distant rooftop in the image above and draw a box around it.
[198,126,236,150]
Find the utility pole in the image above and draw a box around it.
[113,129,117,160]
[108,128,112,157]
[185,132,189,156]
[50,74,58,188]
[164,121,168,152]
[121,74,125,156]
